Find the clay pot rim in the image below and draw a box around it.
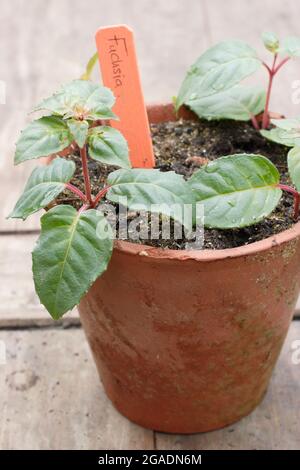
[114,102,300,262]
[114,221,300,261]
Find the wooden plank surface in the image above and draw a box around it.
[155,321,300,450]
[0,112,43,232]
[0,158,44,233]
[0,322,299,450]
[0,234,79,328]
[0,328,154,450]
[1,0,300,450]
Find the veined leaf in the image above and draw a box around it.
[261,117,300,147]
[280,36,300,57]
[260,128,297,147]
[262,31,279,53]
[270,117,300,130]
[288,147,300,191]
[15,116,73,164]
[107,169,195,227]
[9,157,75,220]
[88,126,131,168]
[32,205,113,319]
[188,85,266,121]
[176,40,261,110]
[67,119,89,148]
[188,154,281,228]
[35,80,117,121]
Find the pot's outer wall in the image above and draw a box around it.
[79,104,300,433]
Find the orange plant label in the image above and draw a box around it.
[95,25,155,168]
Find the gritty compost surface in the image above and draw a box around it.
[61,118,294,250]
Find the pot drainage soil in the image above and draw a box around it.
[60,119,294,250]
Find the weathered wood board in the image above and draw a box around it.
[0,328,153,450]
[0,234,79,328]
[0,323,299,449]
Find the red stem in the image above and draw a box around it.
[295,195,300,222]
[78,203,89,214]
[262,73,274,129]
[250,113,260,130]
[262,54,277,130]
[262,61,272,74]
[277,184,300,221]
[274,56,290,75]
[92,185,111,207]
[65,183,87,202]
[80,144,92,205]
[261,56,290,130]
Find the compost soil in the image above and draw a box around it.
[60,119,294,250]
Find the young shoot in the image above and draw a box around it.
[175,32,300,130]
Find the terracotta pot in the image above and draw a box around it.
[78,104,300,434]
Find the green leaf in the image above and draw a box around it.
[35,80,117,121]
[261,117,300,147]
[187,85,266,121]
[80,52,98,80]
[280,36,300,57]
[15,116,73,164]
[107,169,195,226]
[288,147,300,191]
[262,31,279,53]
[67,119,89,148]
[270,117,300,130]
[9,157,75,220]
[32,205,113,319]
[188,154,281,228]
[176,40,261,110]
[260,128,297,147]
[88,126,130,168]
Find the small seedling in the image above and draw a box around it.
[9,80,194,319]
[175,32,300,130]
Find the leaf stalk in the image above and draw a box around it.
[80,144,93,205]
[250,113,260,130]
[277,183,300,221]
[78,203,90,214]
[93,186,111,207]
[262,55,290,130]
[65,183,87,202]
[262,54,277,129]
